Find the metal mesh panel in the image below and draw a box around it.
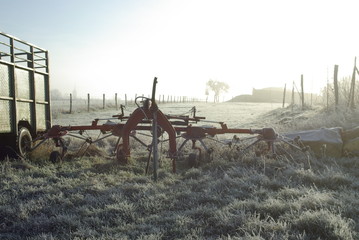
[17,102,33,126]
[36,103,47,130]
[15,68,31,99]
[35,73,46,101]
[0,64,11,97]
[0,100,13,133]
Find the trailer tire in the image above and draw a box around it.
[17,127,33,158]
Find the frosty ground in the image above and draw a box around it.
[0,102,358,239]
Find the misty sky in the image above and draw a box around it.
[1,0,359,99]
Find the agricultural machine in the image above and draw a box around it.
[0,33,306,179]
[22,78,305,180]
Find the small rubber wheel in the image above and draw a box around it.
[17,127,33,158]
[49,151,61,163]
[188,153,198,168]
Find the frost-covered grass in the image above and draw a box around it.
[1,146,358,239]
[1,104,359,239]
[51,102,282,128]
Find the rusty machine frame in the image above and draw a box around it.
[25,78,304,179]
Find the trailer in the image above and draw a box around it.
[0,32,51,158]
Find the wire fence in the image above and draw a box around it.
[51,93,205,114]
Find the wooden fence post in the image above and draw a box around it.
[291,82,294,111]
[334,65,339,109]
[282,83,286,108]
[349,57,357,109]
[69,93,72,113]
[301,74,304,110]
[87,93,90,112]
[115,93,118,110]
[326,67,329,111]
[103,94,105,109]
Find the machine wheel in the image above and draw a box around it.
[49,151,61,163]
[17,127,33,158]
[188,153,199,168]
[262,128,277,140]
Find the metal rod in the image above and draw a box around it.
[151,77,159,181]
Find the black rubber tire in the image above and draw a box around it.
[17,127,33,158]
[49,151,61,163]
[188,153,198,168]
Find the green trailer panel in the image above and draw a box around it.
[0,31,51,156]
[36,103,47,130]
[0,100,12,133]
[15,68,32,99]
[0,64,12,97]
[0,63,13,133]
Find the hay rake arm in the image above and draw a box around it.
[28,78,306,174]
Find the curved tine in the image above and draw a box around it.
[239,139,262,155]
[75,141,91,159]
[58,137,67,159]
[279,139,304,151]
[91,133,114,144]
[270,141,275,155]
[204,137,228,145]
[29,138,48,152]
[145,147,153,175]
[114,136,122,155]
[274,143,294,161]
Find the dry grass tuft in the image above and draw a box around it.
[1,105,359,239]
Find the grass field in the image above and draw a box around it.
[1,103,358,239]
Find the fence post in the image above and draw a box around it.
[334,65,339,109]
[69,93,72,113]
[282,83,286,108]
[311,93,313,106]
[103,94,105,109]
[87,93,90,112]
[291,82,294,111]
[301,74,304,110]
[115,93,118,110]
[349,57,356,109]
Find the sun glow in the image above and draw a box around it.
[4,0,357,100]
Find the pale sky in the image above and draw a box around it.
[1,0,359,100]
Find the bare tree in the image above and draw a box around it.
[206,80,229,103]
[50,89,63,100]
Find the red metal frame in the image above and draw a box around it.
[30,80,297,173]
[37,107,271,171]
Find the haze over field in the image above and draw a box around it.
[1,0,359,99]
